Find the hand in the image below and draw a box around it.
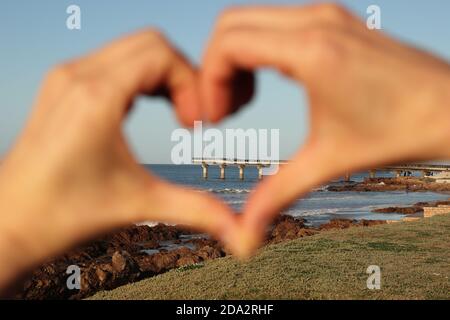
[0,29,239,289]
[200,4,450,256]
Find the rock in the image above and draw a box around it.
[176,255,201,267]
[95,267,111,284]
[414,201,431,206]
[186,238,220,250]
[80,267,100,293]
[319,219,386,230]
[267,215,311,244]
[327,177,450,192]
[75,252,141,298]
[297,228,318,238]
[13,212,388,300]
[112,251,134,273]
[133,254,154,274]
[141,239,159,249]
[149,224,182,241]
[13,223,186,300]
[319,219,358,230]
[174,246,192,256]
[196,245,223,260]
[373,206,423,215]
[147,252,179,273]
[112,252,126,273]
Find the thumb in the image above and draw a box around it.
[237,140,341,257]
[126,173,241,253]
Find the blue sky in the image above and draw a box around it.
[1,0,449,163]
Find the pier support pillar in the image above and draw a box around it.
[257,165,263,180]
[395,170,402,178]
[220,164,226,180]
[201,163,208,179]
[344,172,351,182]
[239,165,245,180]
[420,170,426,178]
[369,169,376,179]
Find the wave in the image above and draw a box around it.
[286,204,380,217]
[226,200,246,205]
[207,186,329,195]
[311,185,329,192]
[207,188,252,194]
[286,208,342,217]
[303,195,367,201]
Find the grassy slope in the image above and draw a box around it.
[91,215,450,300]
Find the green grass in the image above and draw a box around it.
[175,263,205,273]
[90,215,450,300]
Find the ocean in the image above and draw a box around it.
[146,164,449,226]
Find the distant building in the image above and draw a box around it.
[431,172,450,184]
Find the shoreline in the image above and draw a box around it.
[15,216,386,300]
[90,213,450,300]
[327,177,450,193]
[13,176,450,300]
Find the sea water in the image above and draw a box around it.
[146,164,448,226]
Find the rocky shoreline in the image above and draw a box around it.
[13,216,386,300]
[327,177,450,193]
[371,199,450,215]
[13,176,449,300]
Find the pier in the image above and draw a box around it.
[192,158,288,180]
[192,158,450,181]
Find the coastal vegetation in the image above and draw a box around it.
[91,214,450,300]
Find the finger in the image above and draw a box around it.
[237,140,342,257]
[50,29,202,127]
[98,30,202,126]
[201,28,315,122]
[216,4,356,33]
[105,39,201,126]
[72,29,173,76]
[123,173,241,253]
[38,29,166,105]
[201,4,357,123]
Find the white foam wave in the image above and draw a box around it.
[286,208,341,217]
[303,195,366,201]
[207,188,252,194]
[311,185,329,192]
[226,200,246,204]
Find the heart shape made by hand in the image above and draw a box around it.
[1,5,449,290]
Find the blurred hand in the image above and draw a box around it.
[0,29,239,289]
[200,4,450,256]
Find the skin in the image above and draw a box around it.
[0,3,449,290]
[0,30,240,291]
[200,4,450,256]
